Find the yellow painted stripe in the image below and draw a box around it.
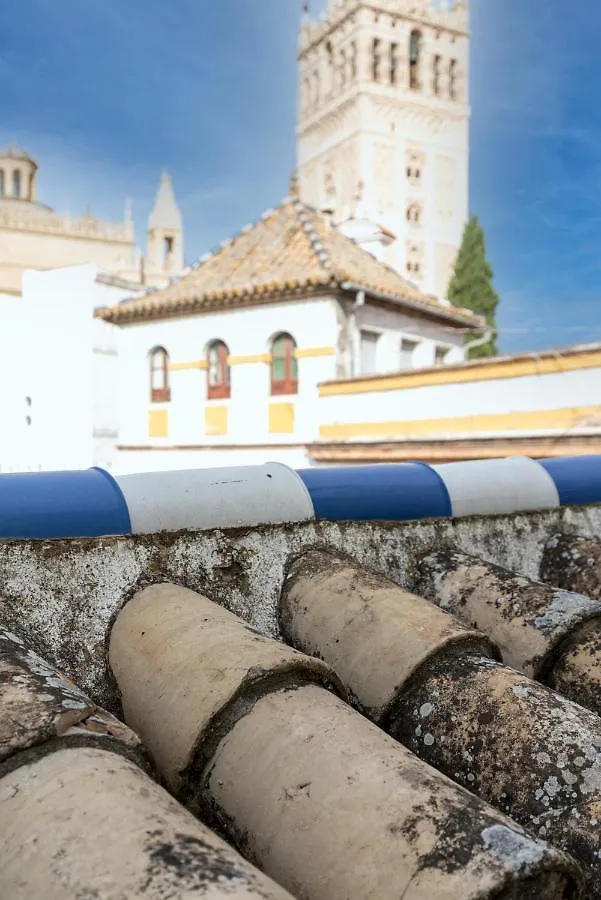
[169,360,208,372]
[169,346,335,370]
[319,350,601,397]
[319,405,601,441]
[294,345,336,359]
[228,353,272,365]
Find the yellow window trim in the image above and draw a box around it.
[169,360,208,372]
[168,346,336,370]
[269,402,295,434]
[148,408,169,438]
[228,353,272,365]
[294,345,336,359]
[205,405,229,436]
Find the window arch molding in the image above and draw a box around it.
[270,332,298,396]
[207,339,231,399]
[149,346,171,403]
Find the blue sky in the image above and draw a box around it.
[1,0,599,353]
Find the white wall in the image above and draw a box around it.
[0,268,473,476]
[93,318,121,470]
[0,266,138,473]
[354,301,466,375]
[0,265,96,471]
[318,363,601,438]
[116,298,340,451]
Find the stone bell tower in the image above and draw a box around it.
[297,0,470,299]
[145,171,185,287]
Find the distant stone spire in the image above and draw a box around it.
[148,170,182,232]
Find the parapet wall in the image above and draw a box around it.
[2,500,600,714]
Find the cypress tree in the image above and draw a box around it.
[448,216,499,358]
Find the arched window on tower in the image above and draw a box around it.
[326,40,334,94]
[271,333,298,396]
[433,55,442,96]
[339,48,347,89]
[406,203,422,225]
[390,42,399,85]
[350,41,358,80]
[313,70,320,108]
[150,346,171,403]
[207,340,231,400]
[0,170,4,198]
[409,30,421,90]
[12,169,21,199]
[372,38,381,82]
[449,59,458,100]
[163,236,174,269]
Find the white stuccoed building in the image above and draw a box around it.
[99,196,476,473]
[0,265,142,473]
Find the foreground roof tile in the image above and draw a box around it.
[0,623,295,900]
[280,551,601,896]
[109,581,581,900]
[541,533,601,600]
[415,550,601,712]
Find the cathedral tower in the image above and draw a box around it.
[145,171,184,285]
[297,0,469,299]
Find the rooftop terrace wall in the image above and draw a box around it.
[2,501,601,714]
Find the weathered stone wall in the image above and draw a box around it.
[1,502,600,713]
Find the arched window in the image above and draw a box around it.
[406,203,421,224]
[207,340,231,399]
[350,41,358,80]
[390,42,399,85]
[12,169,21,199]
[0,170,4,197]
[409,30,421,90]
[433,55,441,96]
[338,47,348,89]
[163,236,174,268]
[150,346,170,403]
[326,40,334,94]
[303,77,310,111]
[271,333,298,396]
[449,59,458,100]
[372,38,381,81]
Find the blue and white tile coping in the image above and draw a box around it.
[0,456,600,541]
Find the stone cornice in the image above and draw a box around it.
[0,210,134,244]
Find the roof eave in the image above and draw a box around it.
[339,280,482,329]
[96,279,341,325]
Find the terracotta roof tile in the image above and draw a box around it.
[98,199,480,327]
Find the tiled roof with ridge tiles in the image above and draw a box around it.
[98,198,481,327]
